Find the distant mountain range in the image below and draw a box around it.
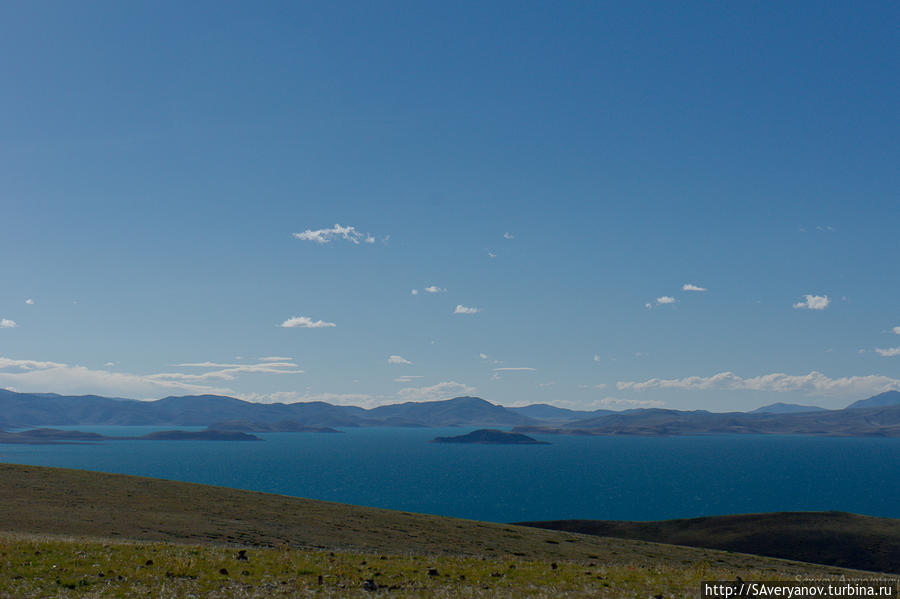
[1,388,899,437]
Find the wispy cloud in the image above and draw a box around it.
[503,232,514,240]
[423,285,446,294]
[0,319,17,328]
[479,353,488,360]
[793,295,830,310]
[0,357,234,399]
[293,224,375,245]
[893,326,900,335]
[388,355,412,365]
[396,381,476,402]
[150,360,303,382]
[279,316,336,328]
[492,367,536,372]
[656,296,676,305]
[487,251,496,259]
[682,284,707,292]
[258,356,293,362]
[617,370,900,398]
[454,305,480,314]
[25,299,34,305]
[875,347,900,357]
[598,397,665,408]
[410,289,419,295]
[241,390,380,408]
[394,375,423,383]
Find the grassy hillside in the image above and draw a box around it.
[0,464,888,597]
[518,512,900,575]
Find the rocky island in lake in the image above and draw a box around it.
[431,429,550,445]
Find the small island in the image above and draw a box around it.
[430,429,550,445]
[208,420,342,433]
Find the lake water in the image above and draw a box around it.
[2,427,898,523]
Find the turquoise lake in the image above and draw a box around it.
[2,427,898,523]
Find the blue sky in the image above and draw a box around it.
[1,2,898,410]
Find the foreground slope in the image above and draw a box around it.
[0,464,889,598]
[0,464,872,575]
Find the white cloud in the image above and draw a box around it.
[25,299,34,305]
[656,296,676,305]
[293,224,375,245]
[241,390,381,408]
[892,326,900,335]
[454,305,480,314]
[644,302,653,309]
[423,285,446,294]
[487,252,496,259]
[258,356,293,362]
[0,357,312,401]
[394,375,423,383]
[503,232,514,240]
[396,381,476,402]
[479,353,488,360]
[388,355,412,365]
[598,397,665,409]
[593,355,602,362]
[0,357,235,399]
[150,360,303,382]
[410,289,419,295]
[617,370,900,398]
[0,319,17,328]
[492,367,536,372]
[279,316,336,328]
[875,347,900,357]
[682,284,707,292]
[793,295,830,310]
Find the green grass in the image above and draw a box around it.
[0,464,892,598]
[1,532,885,599]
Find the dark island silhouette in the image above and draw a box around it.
[431,429,549,445]
[0,428,262,444]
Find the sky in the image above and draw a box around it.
[1,2,898,411]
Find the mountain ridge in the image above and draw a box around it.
[2,388,900,435]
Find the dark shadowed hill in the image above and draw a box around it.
[516,512,900,574]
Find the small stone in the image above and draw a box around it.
[145,559,153,566]
[362,579,378,591]
[219,568,229,576]
[427,568,439,576]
